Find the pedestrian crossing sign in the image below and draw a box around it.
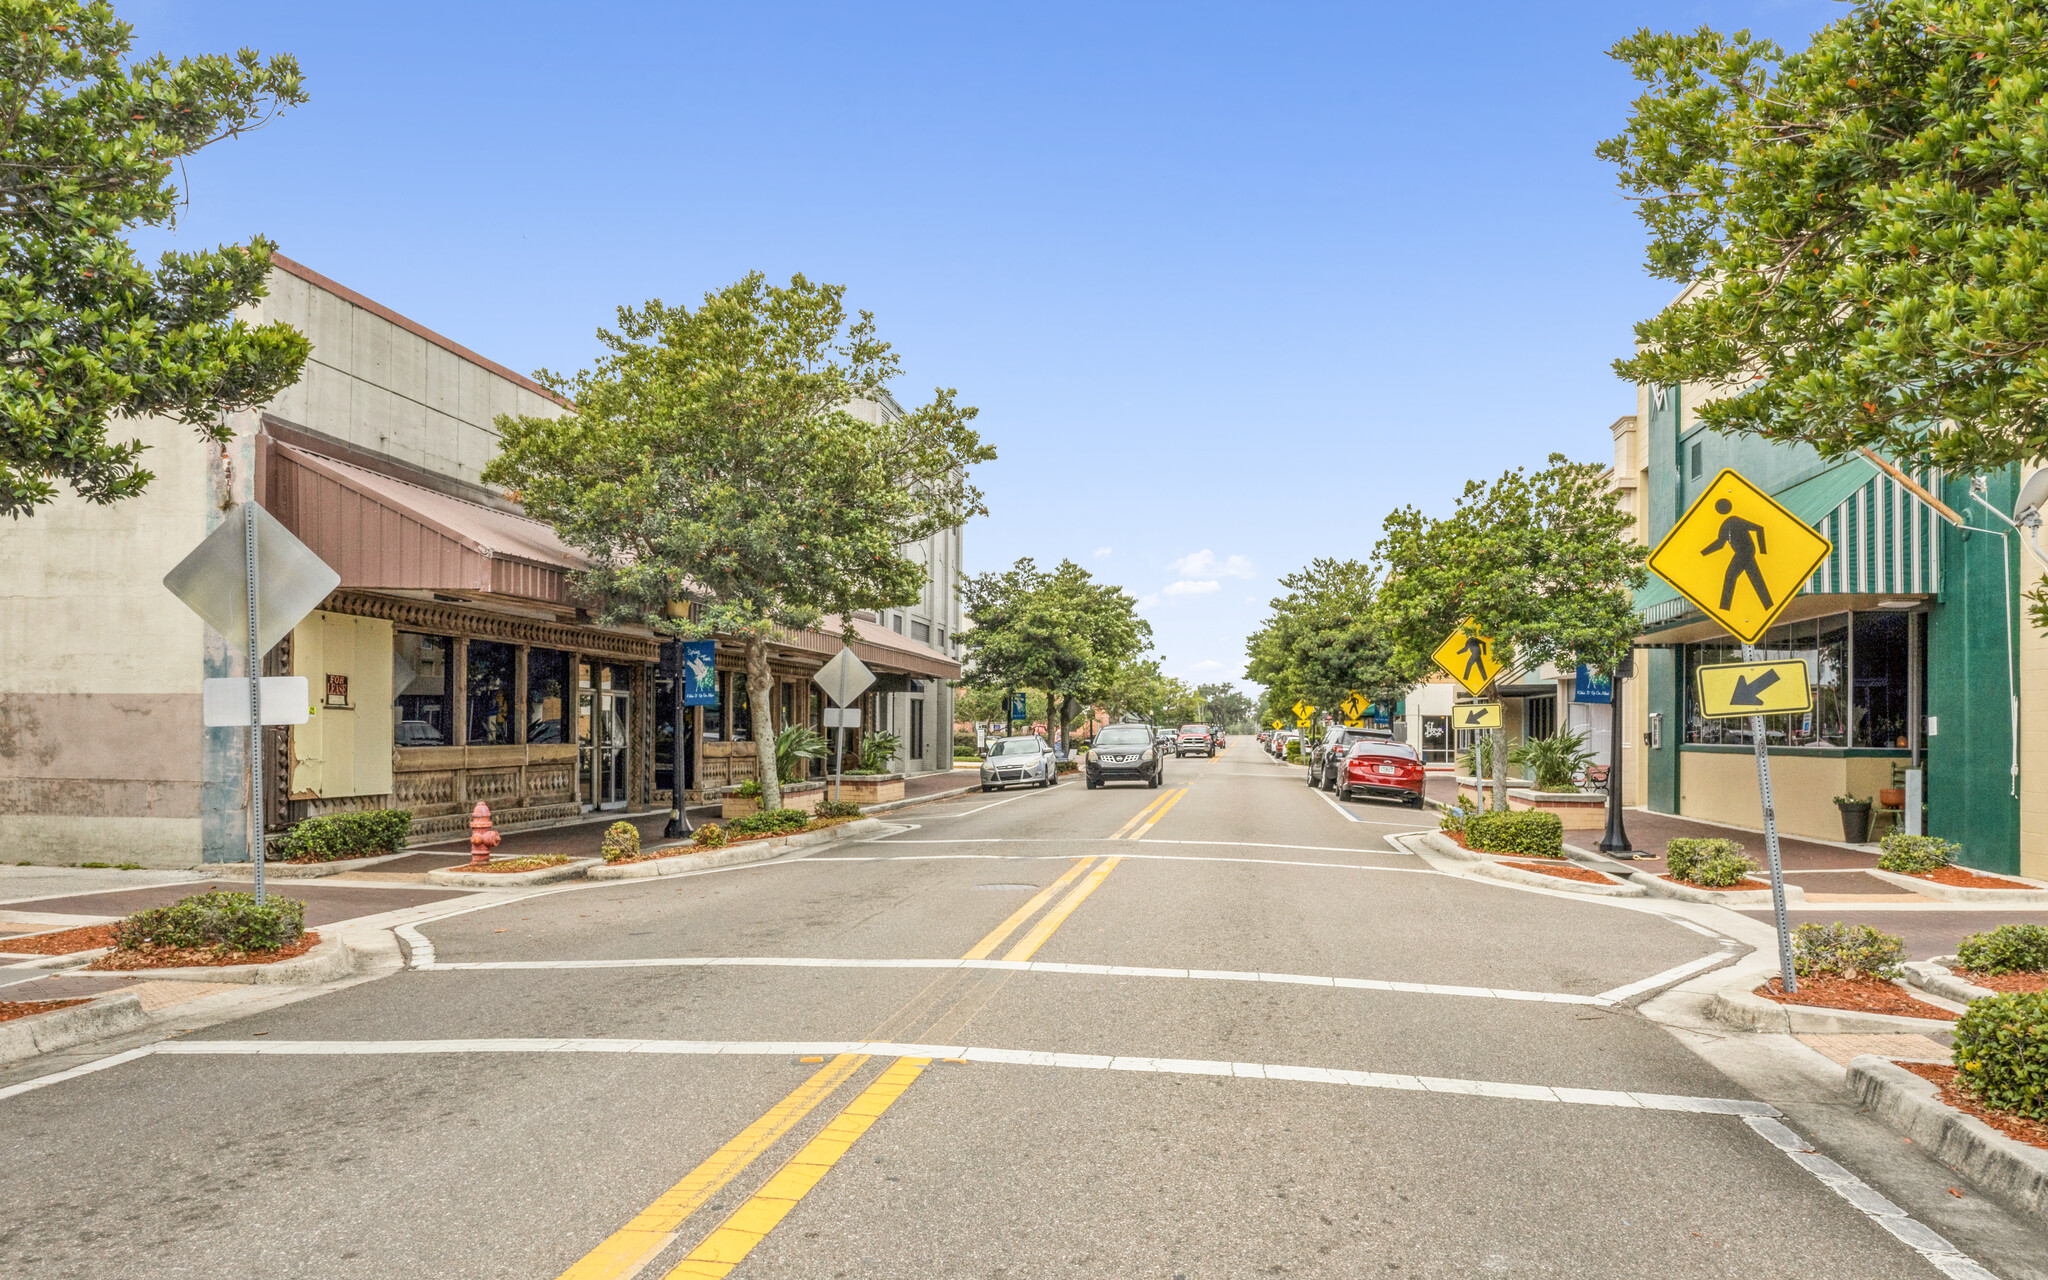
[1340,691,1369,725]
[1431,621,1501,696]
[1648,470,1831,645]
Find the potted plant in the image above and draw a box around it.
[1834,793,1873,844]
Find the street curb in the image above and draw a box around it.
[1901,958,1997,1004]
[0,948,105,971]
[1397,832,1647,897]
[1846,1055,2048,1217]
[1627,872,1809,908]
[203,850,416,880]
[1864,866,2048,904]
[860,783,981,815]
[0,993,148,1066]
[1704,974,1963,1035]
[587,819,888,880]
[427,858,600,888]
[73,932,364,986]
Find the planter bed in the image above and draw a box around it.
[88,931,322,972]
[0,997,89,1024]
[0,924,118,955]
[587,818,884,881]
[1912,866,2038,890]
[207,850,415,879]
[1663,875,1770,892]
[1754,975,1957,1021]
[613,815,865,864]
[1897,1062,2048,1152]
[1953,969,2048,994]
[451,855,570,875]
[1867,865,2048,903]
[1848,1056,2048,1215]
[427,858,594,888]
[1501,860,1618,885]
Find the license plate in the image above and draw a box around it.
[1378,765,1398,775]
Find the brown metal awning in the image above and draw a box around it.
[778,614,961,681]
[268,441,583,603]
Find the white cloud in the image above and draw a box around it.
[1094,546,1112,558]
[1181,658,1228,674]
[1168,549,1253,579]
[1161,579,1220,596]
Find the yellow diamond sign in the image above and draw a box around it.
[1340,691,1369,724]
[1456,702,1502,729]
[1649,470,1831,644]
[1695,659,1814,719]
[1431,621,1501,696]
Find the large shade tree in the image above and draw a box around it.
[959,557,1150,749]
[1,0,309,517]
[1601,1,2048,473]
[485,272,993,810]
[1244,558,1408,731]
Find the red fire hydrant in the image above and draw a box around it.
[468,802,501,865]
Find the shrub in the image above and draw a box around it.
[114,890,305,953]
[692,822,727,847]
[1284,740,1301,760]
[1509,730,1592,792]
[600,821,641,863]
[1437,804,1474,838]
[734,779,764,799]
[856,732,902,773]
[1952,991,2048,1120]
[1665,837,1756,887]
[1791,921,1906,981]
[270,809,413,862]
[1456,736,1497,779]
[775,725,829,782]
[1956,924,2048,976]
[1878,832,1961,874]
[731,807,810,837]
[1462,811,1563,858]
[815,799,863,819]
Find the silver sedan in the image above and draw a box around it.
[980,735,1060,791]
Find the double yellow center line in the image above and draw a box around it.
[1107,786,1187,841]
[559,853,1125,1280]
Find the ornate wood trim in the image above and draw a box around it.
[322,591,658,663]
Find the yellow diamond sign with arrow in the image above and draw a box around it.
[1648,470,1832,645]
[1456,703,1502,729]
[1431,621,1501,696]
[1695,659,1813,719]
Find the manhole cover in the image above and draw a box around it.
[974,883,1038,890]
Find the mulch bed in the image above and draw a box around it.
[1908,866,2040,891]
[0,924,119,955]
[0,998,90,1024]
[459,856,570,874]
[1897,1061,2048,1151]
[87,931,321,971]
[1662,875,1771,892]
[1501,860,1617,885]
[1754,975,1957,1020]
[626,815,865,863]
[1953,969,2048,994]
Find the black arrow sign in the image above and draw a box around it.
[1463,710,1488,725]
[1730,669,1781,706]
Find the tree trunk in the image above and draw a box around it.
[1046,688,1058,752]
[1491,725,1508,814]
[746,633,781,811]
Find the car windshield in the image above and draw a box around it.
[1095,727,1151,747]
[989,737,1045,756]
[1180,725,1206,733]
[1350,742,1419,760]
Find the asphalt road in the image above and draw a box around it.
[3,739,2042,1279]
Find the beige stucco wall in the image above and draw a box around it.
[1677,750,1896,843]
[2018,558,2048,880]
[290,611,395,801]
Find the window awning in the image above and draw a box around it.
[778,614,962,681]
[268,441,584,603]
[1635,457,1941,636]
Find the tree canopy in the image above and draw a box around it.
[1,0,310,517]
[1602,1,2048,471]
[484,272,992,807]
[1195,681,1255,728]
[959,557,1151,743]
[1243,558,1408,722]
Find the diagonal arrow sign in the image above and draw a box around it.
[1729,669,1781,706]
[1464,710,1486,725]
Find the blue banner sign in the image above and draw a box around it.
[1008,692,1027,722]
[1573,664,1612,705]
[681,640,718,706]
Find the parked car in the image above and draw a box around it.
[1308,725,1394,790]
[980,735,1059,791]
[1154,726,1179,754]
[1086,722,1166,789]
[1271,729,1301,758]
[1336,739,1427,807]
[1176,723,1214,758]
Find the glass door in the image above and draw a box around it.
[599,684,629,809]
[576,671,596,810]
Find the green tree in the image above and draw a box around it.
[1600,3,2048,472]
[1195,681,1254,729]
[959,557,1151,750]
[1244,558,1408,726]
[1,0,310,517]
[484,272,993,810]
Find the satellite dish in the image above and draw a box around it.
[2017,469,2048,521]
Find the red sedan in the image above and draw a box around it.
[1338,740,1426,807]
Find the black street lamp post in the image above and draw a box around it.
[1598,651,1635,857]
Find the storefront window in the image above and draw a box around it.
[393,633,452,746]
[730,672,751,742]
[1683,612,1903,749]
[705,670,726,742]
[467,641,517,745]
[1853,611,1911,748]
[526,649,570,743]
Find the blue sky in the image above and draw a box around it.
[128,0,1841,692]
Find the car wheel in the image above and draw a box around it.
[1149,771,1162,788]
[981,785,993,793]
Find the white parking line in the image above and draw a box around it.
[926,785,1073,818]
[411,953,1618,1005]
[1314,788,1360,823]
[1592,950,1739,1004]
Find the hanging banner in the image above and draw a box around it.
[1573,665,1612,705]
[680,640,718,706]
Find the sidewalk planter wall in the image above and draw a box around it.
[836,773,905,806]
[780,782,825,815]
[1504,788,1608,831]
[718,791,763,821]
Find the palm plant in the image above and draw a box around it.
[856,731,903,773]
[1509,729,1593,792]
[1455,735,1497,780]
[774,724,829,783]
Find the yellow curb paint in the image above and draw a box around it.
[1129,787,1187,840]
[1002,856,1122,962]
[552,1052,868,1280]
[959,857,1096,960]
[661,1058,932,1279]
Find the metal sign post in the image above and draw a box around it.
[1745,643,1798,994]
[244,505,267,904]
[811,648,876,805]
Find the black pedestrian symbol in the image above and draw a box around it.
[1702,498,1772,610]
[1461,635,1489,681]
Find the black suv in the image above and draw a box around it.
[1307,725,1394,791]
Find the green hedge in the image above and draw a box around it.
[600,821,641,864]
[114,890,305,953]
[270,809,412,863]
[816,800,863,819]
[1462,811,1563,858]
[1792,921,1905,981]
[1877,832,1960,874]
[1953,991,2048,1121]
[1956,924,2048,976]
[1665,837,1756,887]
[693,822,728,848]
[730,807,809,837]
